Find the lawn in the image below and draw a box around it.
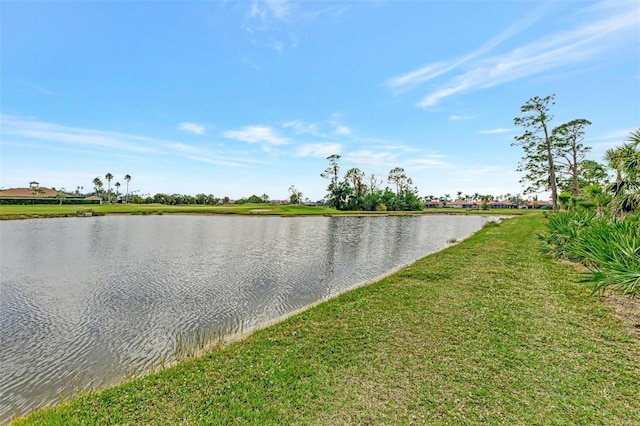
[11,214,639,425]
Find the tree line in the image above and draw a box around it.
[92,173,132,203]
[513,94,639,216]
[319,154,423,211]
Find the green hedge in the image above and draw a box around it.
[0,198,101,205]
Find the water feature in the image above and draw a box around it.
[0,214,496,422]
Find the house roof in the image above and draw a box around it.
[449,199,474,205]
[0,187,62,198]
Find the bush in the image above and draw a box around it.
[539,212,640,296]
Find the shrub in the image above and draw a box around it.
[539,212,640,296]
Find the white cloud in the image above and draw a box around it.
[30,85,55,96]
[223,125,289,145]
[344,150,395,168]
[335,125,351,136]
[189,156,248,168]
[0,114,159,154]
[478,128,512,135]
[295,143,342,157]
[282,120,322,136]
[449,115,476,121]
[178,122,207,136]
[265,0,290,19]
[405,157,453,170]
[387,3,551,93]
[166,142,203,153]
[388,1,640,107]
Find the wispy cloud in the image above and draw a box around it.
[335,125,351,136]
[282,120,322,136]
[406,156,453,170]
[295,143,342,157]
[387,3,551,94]
[449,115,476,121]
[0,114,159,154]
[388,1,640,107]
[223,125,289,145]
[178,122,207,136]
[589,128,636,150]
[478,128,512,135]
[30,85,55,96]
[242,1,347,51]
[166,142,203,153]
[189,156,248,168]
[344,150,396,168]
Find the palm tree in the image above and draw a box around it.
[605,129,640,216]
[124,174,131,203]
[115,182,121,201]
[105,173,113,203]
[93,177,103,198]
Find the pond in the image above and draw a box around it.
[0,214,497,422]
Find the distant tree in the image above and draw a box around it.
[115,182,121,200]
[321,155,346,209]
[513,94,560,211]
[56,190,66,205]
[344,167,365,210]
[93,177,103,198]
[247,194,263,204]
[261,193,270,203]
[368,173,383,193]
[321,154,341,187]
[288,185,303,204]
[207,194,219,205]
[552,119,592,196]
[478,195,491,210]
[105,173,113,203]
[388,167,412,194]
[124,174,132,203]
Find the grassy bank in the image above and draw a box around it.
[0,203,338,219]
[0,203,525,220]
[12,214,639,425]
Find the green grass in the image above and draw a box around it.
[0,203,527,220]
[0,203,340,219]
[12,214,639,425]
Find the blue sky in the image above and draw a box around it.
[1,1,638,201]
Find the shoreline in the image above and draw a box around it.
[0,203,523,221]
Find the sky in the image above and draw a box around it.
[1,0,639,201]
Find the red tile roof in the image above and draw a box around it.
[0,187,61,198]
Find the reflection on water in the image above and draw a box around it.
[0,214,495,422]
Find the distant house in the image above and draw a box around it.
[424,200,443,208]
[0,181,100,205]
[448,199,477,209]
[0,182,60,198]
[83,196,103,204]
[488,200,515,209]
[526,200,552,209]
